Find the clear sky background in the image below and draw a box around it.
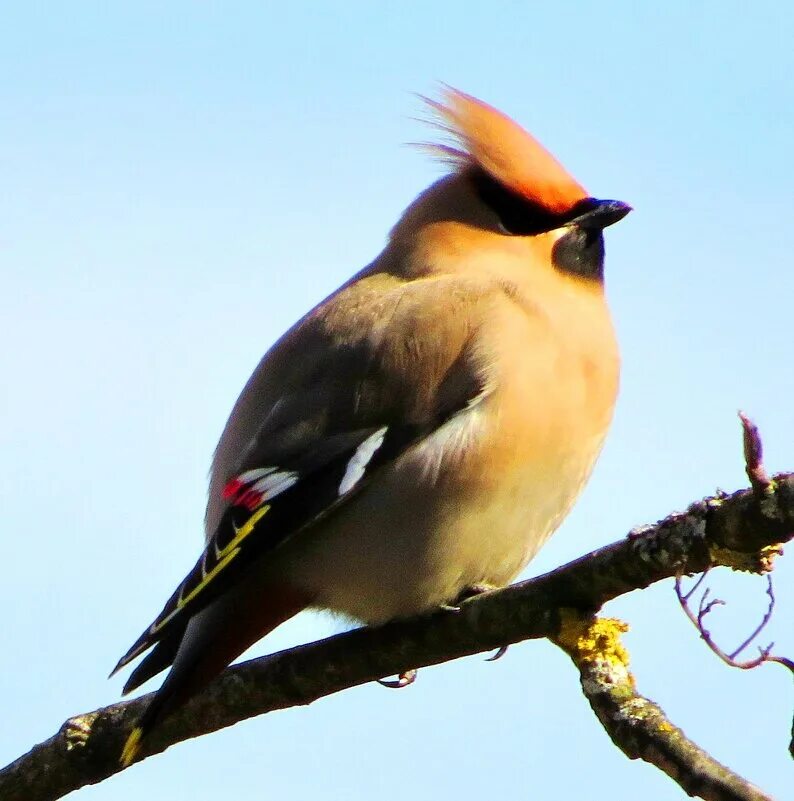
[1,2,792,799]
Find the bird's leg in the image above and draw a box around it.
[378,585,505,688]
[447,583,510,661]
[462,585,510,660]
[439,584,510,659]
[457,582,499,601]
[440,582,499,613]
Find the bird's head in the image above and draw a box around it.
[389,87,631,283]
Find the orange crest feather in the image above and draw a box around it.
[426,87,588,214]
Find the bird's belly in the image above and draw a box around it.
[280,403,601,624]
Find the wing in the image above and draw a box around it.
[112,425,419,678]
[112,271,493,680]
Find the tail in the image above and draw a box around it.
[120,582,311,767]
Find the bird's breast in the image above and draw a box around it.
[284,308,615,625]
[281,283,618,625]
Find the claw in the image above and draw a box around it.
[485,645,509,662]
[377,669,417,689]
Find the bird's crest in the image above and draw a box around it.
[423,87,588,214]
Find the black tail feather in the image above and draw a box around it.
[122,625,185,695]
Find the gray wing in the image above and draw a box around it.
[205,270,492,533]
[113,271,493,681]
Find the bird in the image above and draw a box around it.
[112,87,630,766]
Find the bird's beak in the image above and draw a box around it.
[569,199,632,230]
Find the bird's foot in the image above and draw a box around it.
[456,585,509,661]
[377,669,418,689]
[441,582,499,613]
[457,582,499,602]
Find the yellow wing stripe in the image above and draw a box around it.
[178,549,240,608]
[119,504,273,765]
[216,503,270,560]
[149,505,271,635]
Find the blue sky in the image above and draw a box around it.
[1,2,792,799]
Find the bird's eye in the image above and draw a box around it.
[470,170,600,236]
[470,170,563,235]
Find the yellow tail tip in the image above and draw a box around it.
[120,726,143,768]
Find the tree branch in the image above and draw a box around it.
[2,471,792,801]
[553,612,774,801]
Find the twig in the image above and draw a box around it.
[739,412,772,495]
[674,416,793,671]
[675,575,780,671]
[670,415,794,762]
[680,570,709,603]
[729,578,776,660]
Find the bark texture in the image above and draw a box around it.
[1,472,792,801]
